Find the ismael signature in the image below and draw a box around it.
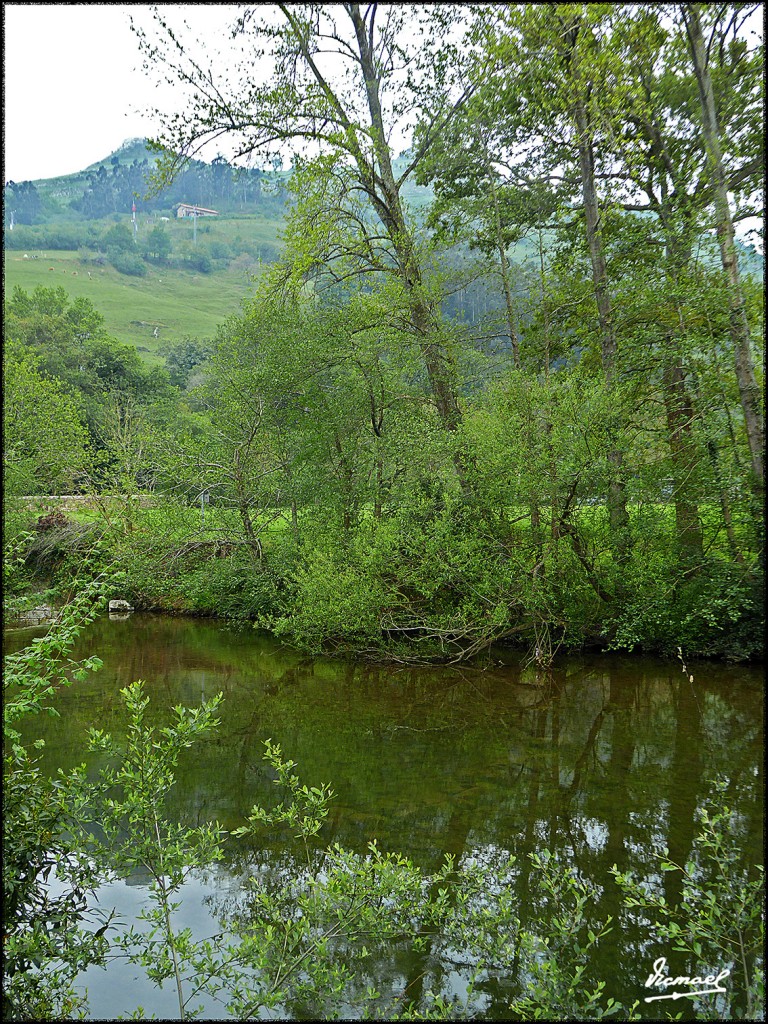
[644,956,730,1003]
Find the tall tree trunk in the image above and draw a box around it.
[572,93,632,569]
[367,383,386,521]
[558,13,631,570]
[525,233,549,561]
[690,365,746,565]
[348,4,464,440]
[574,120,618,382]
[662,348,704,563]
[706,435,746,565]
[476,132,521,368]
[233,453,262,561]
[661,224,706,566]
[682,4,764,499]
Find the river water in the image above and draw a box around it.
[6,613,764,1020]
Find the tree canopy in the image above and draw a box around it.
[4,3,763,661]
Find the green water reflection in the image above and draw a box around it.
[7,614,764,1019]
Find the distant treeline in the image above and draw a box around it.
[5,217,281,261]
[4,153,288,225]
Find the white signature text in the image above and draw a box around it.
[644,956,730,1003]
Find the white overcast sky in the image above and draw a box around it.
[3,4,243,183]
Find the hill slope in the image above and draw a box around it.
[4,250,266,360]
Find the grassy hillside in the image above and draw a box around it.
[4,249,264,361]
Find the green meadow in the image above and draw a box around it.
[3,206,289,360]
[4,248,266,362]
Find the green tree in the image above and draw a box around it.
[3,343,91,497]
[4,180,42,226]
[680,2,764,513]
[159,336,214,388]
[4,286,177,443]
[134,4,477,466]
[101,222,134,255]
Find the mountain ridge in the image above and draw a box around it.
[6,138,433,224]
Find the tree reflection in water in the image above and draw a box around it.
[8,615,763,1019]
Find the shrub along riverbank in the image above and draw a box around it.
[6,491,764,664]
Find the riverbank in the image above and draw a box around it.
[6,495,765,664]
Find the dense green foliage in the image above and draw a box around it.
[3,2,764,665]
[3,8,763,1020]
